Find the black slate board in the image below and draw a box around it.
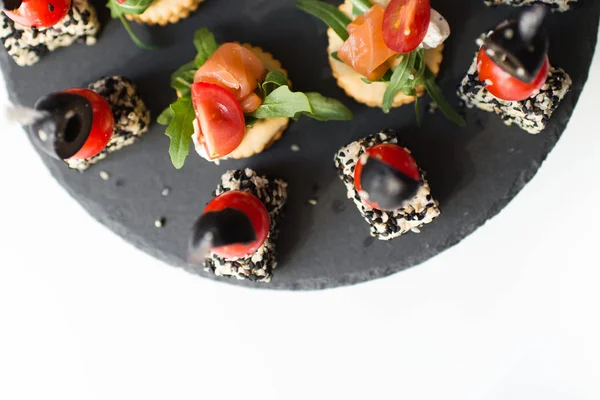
[2,0,598,289]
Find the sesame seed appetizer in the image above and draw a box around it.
[188,169,288,283]
[458,6,572,134]
[483,0,577,13]
[334,130,440,240]
[1,0,99,66]
[297,0,465,125]
[158,28,353,169]
[26,76,150,171]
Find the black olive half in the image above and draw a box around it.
[1,0,23,10]
[188,208,257,263]
[483,5,549,84]
[360,156,421,211]
[28,92,93,160]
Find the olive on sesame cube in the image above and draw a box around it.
[189,169,288,283]
[334,131,441,241]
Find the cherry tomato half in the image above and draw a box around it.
[64,88,114,160]
[382,0,431,53]
[477,47,550,102]
[4,0,71,29]
[354,143,420,209]
[203,190,270,259]
[191,82,246,160]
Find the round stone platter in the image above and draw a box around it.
[1,0,598,289]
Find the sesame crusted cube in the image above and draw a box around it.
[0,0,99,67]
[66,76,151,171]
[457,53,572,134]
[483,0,577,12]
[204,169,288,283]
[334,131,441,241]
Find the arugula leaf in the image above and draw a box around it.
[170,63,197,97]
[350,0,372,14]
[382,52,417,113]
[261,70,289,96]
[160,97,196,169]
[331,51,342,62]
[423,67,467,127]
[251,86,352,121]
[245,116,258,129]
[194,28,219,68]
[296,0,351,41]
[107,1,156,50]
[251,86,312,119]
[361,69,393,84]
[304,93,353,121]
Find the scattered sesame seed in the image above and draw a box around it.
[154,218,166,228]
[504,28,514,39]
[307,198,318,206]
[291,144,300,152]
[161,187,171,197]
[38,129,48,142]
[99,171,110,180]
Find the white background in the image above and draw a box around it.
[1,32,599,400]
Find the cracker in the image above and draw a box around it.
[327,0,444,108]
[125,0,204,26]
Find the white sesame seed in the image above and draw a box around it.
[291,144,300,152]
[38,129,48,142]
[99,171,110,180]
[486,48,496,57]
[161,187,171,197]
[154,218,165,228]
[517,67,526,77]
[307,198,318,206]
[411,227,421,233]
[504,29,514,39]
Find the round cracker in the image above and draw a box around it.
[327,0,444,108]
[189,44,290,161]
[125,0,204,26]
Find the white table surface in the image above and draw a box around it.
[1,28,599,400]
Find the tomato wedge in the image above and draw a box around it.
[382,0,431,53]
[354,144,420,209]
[4,0,71,29]
[477,48,550,102]
[191,82,245,160]
[203,190,270,259]
[64,88,114,160]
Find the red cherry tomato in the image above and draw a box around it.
[477,47,550,102]
[382,0,431,53]
[191,82,246,160]
[4,0,71,29]
[354,143,420,208]
[203,190,270,259]
[64,88,114,160]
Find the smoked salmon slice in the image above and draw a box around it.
[337,5,398,81]
[194,43,267,113]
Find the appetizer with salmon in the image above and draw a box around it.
[483,0,577,12]
[158,28,352,168]
[334,130,440,240]
[25,76,150,170]
[188,168,288,283]
[458,6,572,134]
[298,0,464,125]
[1,0,99,66]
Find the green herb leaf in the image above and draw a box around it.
[261,70,289,96]
[331,51,342,62]
[245,116,258,129]
[157,106,174,126]
[382,51,417,113]
[162,97,196,169]
[193,28,219,68]
[107,0,155,15]
[251,85,352,121]
[423,67,467,127]
[349,0,371,14]
[296,0,351,41]
[170,63,197,97]
[251,86,312,119]
[304,93,353,121]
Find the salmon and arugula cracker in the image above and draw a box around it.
[457,6,572,134]
[158,28,353,169]
[483,0,578,13]
[297,0,464,125]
